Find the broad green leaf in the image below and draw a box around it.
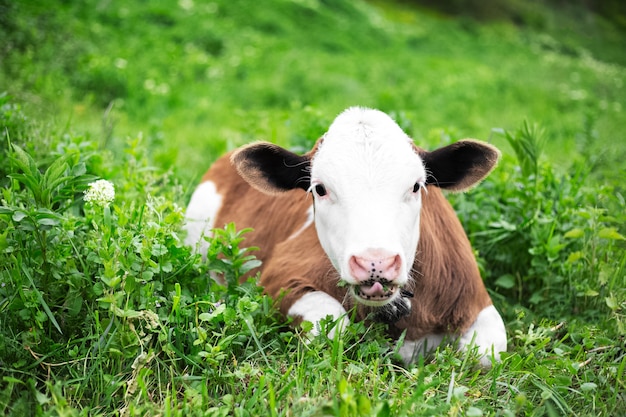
[47,175,73,192]
[43,153,70,190]
[241,259,262,273]
[71,162,87,176]
[605,296,618,311]
[37,217,61,226]
[0,229,8,251]
[495,274,516,289]
[12,210,27,222]
[101,275,121,289]
[452,385,469,400]
[10,144,37,175]
[151,243,168,257]
[597,227,625,240]
[199,303,226,321]
[67,294,83,316]
[376,402,391,417]
[300,320,314,332]
[580,382,597,392]
[111,305,141,318]
[564,228,584,239]
[466,407,484,417]
[529,292,544,304]
[566,251,583,263]
[356,395,372,414]
[598,267,611,286]
[8,173,41,196]
[34,389,50,405]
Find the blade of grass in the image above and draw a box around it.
[21,264,63,335]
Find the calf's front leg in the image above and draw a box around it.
[458,304,507,367]
[287,291,350,339]
[396,305,507,367]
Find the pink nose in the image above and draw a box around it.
[348,252,402,283]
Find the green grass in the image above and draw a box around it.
[1,0,625,415]
[2,0,625,180]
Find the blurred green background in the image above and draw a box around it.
[2,0,625,186]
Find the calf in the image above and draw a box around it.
[185,107,507,366]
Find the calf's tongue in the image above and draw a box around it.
[360,281,385,297]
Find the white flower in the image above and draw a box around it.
[84,179,115,207]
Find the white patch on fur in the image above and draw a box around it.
[287,291,349,339]
[287,205,314,240]
[311,107,426,288]
[458,304,507,367]
[397,334,446,364]
[184,180,222,257]
[396,305,507,366]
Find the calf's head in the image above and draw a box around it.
[232,107,499,308]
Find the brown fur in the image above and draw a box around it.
[200,149,492,342]
[202,152,311,270]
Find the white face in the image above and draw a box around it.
[310,108,427,307]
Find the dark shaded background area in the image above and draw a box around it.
[407,0,626,28]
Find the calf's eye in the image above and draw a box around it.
[314,184,327,197]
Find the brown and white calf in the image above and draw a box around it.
[184,107,507,366]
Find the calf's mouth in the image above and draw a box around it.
[352,278,399,304]
[349,278,414,323]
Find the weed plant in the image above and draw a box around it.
[452,121,626,323]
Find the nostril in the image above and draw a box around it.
[375,255,400,272]
[391,255,401,273]
[349,256,369,279]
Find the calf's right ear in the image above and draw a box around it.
[231,142,311,195]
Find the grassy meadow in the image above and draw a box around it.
[1,0,625,415]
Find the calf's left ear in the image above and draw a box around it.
[422,139,500,192]
[231,142,311,194]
